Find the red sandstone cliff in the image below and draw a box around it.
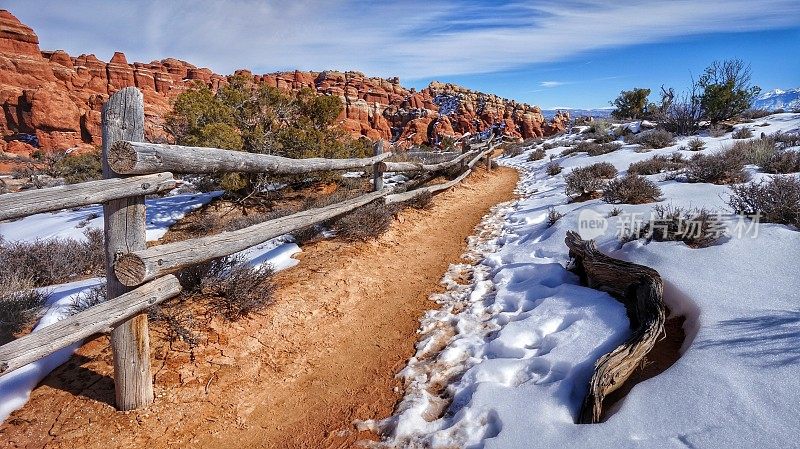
[0,10,568,158]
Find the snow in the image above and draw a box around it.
[371,113,800,448]
[754,87,800,111]
[0,189,302,423]
[0,190,224,243]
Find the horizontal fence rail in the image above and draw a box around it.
[0,173,175,221]
[109,141,392,175]
[114,189,392,287]
[0,86,500,413]
[0,275,181,377]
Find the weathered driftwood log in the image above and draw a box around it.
[381,150,478,173]
[115,189,392,286]
[108,141,392,175]
[101,87,155,411]
[0,275,181,378]
[565,231,666,424]
[0,173,175,221]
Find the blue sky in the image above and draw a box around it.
[7,0,800,109]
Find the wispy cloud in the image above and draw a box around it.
[7,0,800,80]
[540,81,566,88]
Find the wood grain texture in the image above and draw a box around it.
[0,276,181,377]
[381,150,477,173]
[102,87,154,411]
[565,231,666,424]
[373,140,384,192]
[108,141,392,175]
[114,189,393,286]
[0,173,175,221]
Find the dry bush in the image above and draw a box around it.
[762,150,800,174]
[728,138,777,167]
[0,274,48,343]
[728,177,800,228]
[732,127,753,139]
[542,141,559,151]
[685,151,749,184]
[547,207,565,227]
[772,131,800,149]
[66,285,107,315]
[740,109,772,120]
[148,304,200,348]
[203,264,276,320]
[624,129,676,149]
[546,161,563,176]
[502,141,528,158]
[562,141,622,157]
[708,125,729,137]
[688,138,706,151]
[528,147,546,161]
[602,174,662,204]
[565,162,618,197]
[404,191,434,210]
[628,153,687,175]
[177,256,241,293]
[0,228,105,288]
[332,201,397,241]
[620,204,722,247]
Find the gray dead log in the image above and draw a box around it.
[0,275,181,378]
[114,189,391,286]
[565,231,666,424]
[108,141,391,175]
[0,173,175,221]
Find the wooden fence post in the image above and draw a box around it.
[485,139,493,171]
[373,140,384,191]
[101,87,154,411]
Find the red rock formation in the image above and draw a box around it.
[0,9,567,155]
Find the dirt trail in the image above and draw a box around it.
[0,166,518,449]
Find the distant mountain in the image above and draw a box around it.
[753,88,800,111]
[542,108,612,120]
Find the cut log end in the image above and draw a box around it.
[115,253,149,287]
[108,140,138,174]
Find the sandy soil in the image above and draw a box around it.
[0,166,519,449]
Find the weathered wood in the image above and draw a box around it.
[108,140,392,175]
[0,275,181,378]
[385,146,493,204]
[380,150,477,173]
[0,173,175,221]
[115,189,392,286]
[565,231,666,424]
[102,87,154,411]
[373,141,384,192]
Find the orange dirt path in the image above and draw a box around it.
[0,166,518,449]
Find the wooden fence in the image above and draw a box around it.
[0,87,497,411]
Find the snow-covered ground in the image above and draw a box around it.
[0,188,301,422]
[370,113,800,448]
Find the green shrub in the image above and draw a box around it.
[697,59,760,123]
[611,88,651,120]
[602,174,662,204]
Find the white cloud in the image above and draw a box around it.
[6,0,800,80]
[540,81,566,88]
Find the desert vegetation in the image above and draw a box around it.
[602,174,662,204]
[619,204,722,247]
[728,177,800,228]
[565,162,618,198]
